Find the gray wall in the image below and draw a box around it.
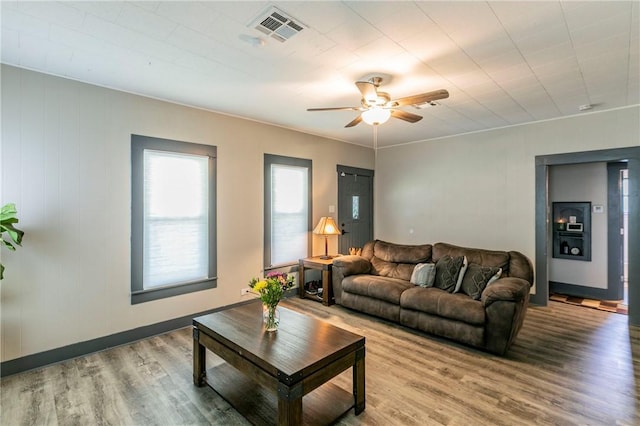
[0,65,374,362]
[375,105,640,299]
[2,63,639,361]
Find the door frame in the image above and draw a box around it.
[607,162,627,301]
[533,146,640,326]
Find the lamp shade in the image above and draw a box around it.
[313,217,341,259]
[362,107,391,125]
[313,217,341,235]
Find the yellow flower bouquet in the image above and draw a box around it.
[249,271,295,331]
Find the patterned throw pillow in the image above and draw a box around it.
[453,256,468,293]
[459,264,502,300]
[434,255,464,293]
[410,263,437,287]
[486,268,502,287]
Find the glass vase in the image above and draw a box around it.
[262,303,280,332]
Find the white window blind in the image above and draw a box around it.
[143,150,209,288]
[270,163,309,265]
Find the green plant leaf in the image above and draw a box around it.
[2,238,16,251]
[0,203,18,221]
[0,203,24,280]
[2,223,23,245]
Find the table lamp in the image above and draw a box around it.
[313,217,342,259]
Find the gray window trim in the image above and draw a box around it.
[264,154,312,270]
[131,134,217,304]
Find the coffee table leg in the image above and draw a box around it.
[277,382,303,425]
[193,327,206,386]
[353,346,366,415]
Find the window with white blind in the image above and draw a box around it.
[131,135,217,304]
[264,154,312,269]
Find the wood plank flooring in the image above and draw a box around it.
[550,292,628,315]
[1,298,639,425]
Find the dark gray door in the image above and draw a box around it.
[337,165,374,255]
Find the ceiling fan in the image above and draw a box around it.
[307,76,449,127]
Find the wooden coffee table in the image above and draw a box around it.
[193,302,365,425]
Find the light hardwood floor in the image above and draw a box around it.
[1,298,638,425]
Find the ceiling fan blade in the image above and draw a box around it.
[345,115,363,128]
[355,81,378,103]
[390,89,449,107]
[307,106,361,111]
[390,109,423,123]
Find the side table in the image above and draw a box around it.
[299,257,334,306]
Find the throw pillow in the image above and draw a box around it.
[410,263,437,287]
[460,264,502,300]
[453,256,468,293]
[434,255,464,293]
[486,268,503,287]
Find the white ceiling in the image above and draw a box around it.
[2,1,638,148]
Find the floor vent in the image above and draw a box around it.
[251,6,305,42]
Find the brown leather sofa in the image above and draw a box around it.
[332,240,534,355]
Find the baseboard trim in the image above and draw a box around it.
[549,281,617,300]
[0,299,258,378]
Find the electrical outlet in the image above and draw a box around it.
[241,287,251,296]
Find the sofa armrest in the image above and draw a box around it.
[482,277,531,355]
[333,255,371,276]
[481,277,530,308]
[331,255,371,304]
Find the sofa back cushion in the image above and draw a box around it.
[433,242,509,269]
[365,240,432,281]
[372,240,432,263]
[432,242,533,284]
[507,250,534,283]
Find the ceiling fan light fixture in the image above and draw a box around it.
[362,107,390,125]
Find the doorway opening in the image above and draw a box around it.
[546,162,628,315]
[533,146,639,326]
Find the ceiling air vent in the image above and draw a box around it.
[251,6,305,42]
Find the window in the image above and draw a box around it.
[352,195,360,219]
[131,135,217,304]
[264,154,312,269]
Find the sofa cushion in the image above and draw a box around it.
[342,292,401,322]
[371,257,418,281]
[373,240,432,263]
[410,263,436,287]
[433,242,510,274]
[434,255,464,293]
[459,264,502,300]
[342,275,414,305]
[508,251,534,282]
[400,287,485,325]
[368,241,433,281]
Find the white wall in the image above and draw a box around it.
[0,65,374,362]
[549,163,608,288]
[375,105,640,295]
